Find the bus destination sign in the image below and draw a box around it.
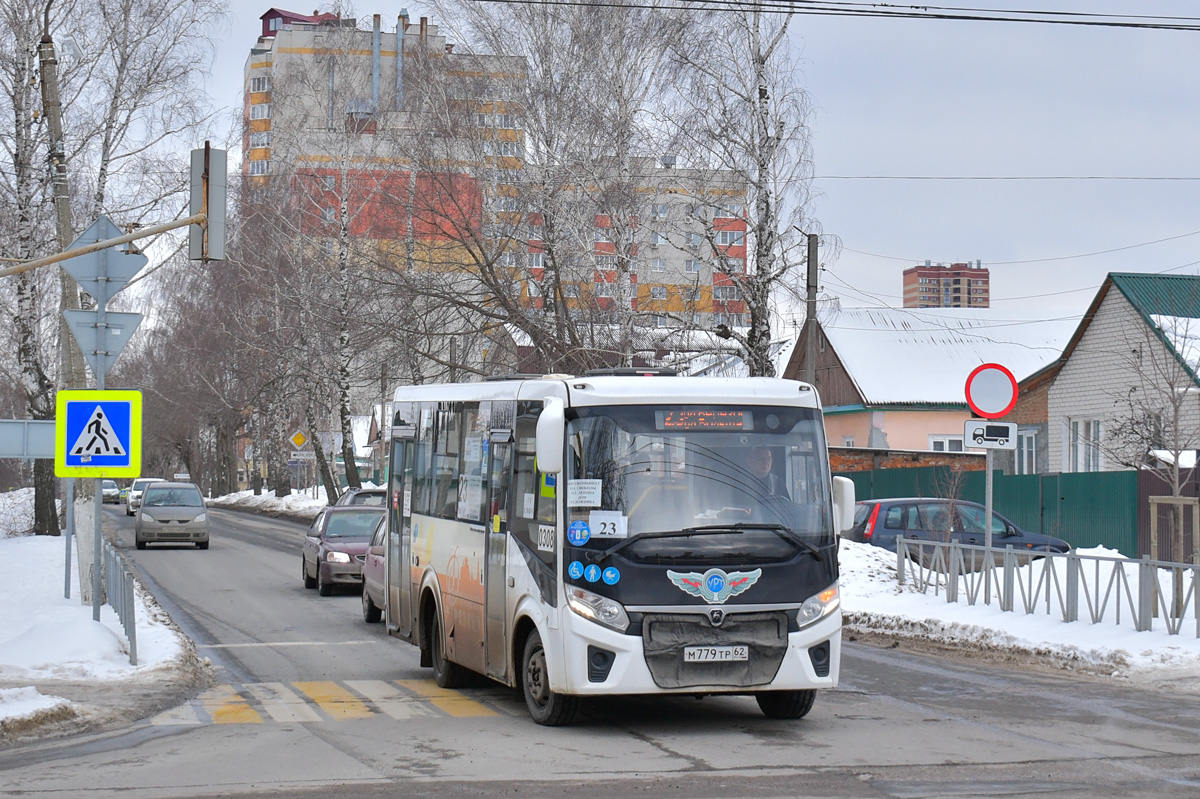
[655,410,752,431]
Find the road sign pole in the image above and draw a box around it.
[64,478,73,600]
[93,284,105,619]
[985,449,994,605]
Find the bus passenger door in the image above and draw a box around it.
[387,430,415,641]
[484,429,513,681]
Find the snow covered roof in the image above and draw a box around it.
[821,307,1080,406]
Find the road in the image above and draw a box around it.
[1,507,1198,798]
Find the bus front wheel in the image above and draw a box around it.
[521,630,578,726]
[755,689,816,720]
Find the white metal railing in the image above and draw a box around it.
[895,538,1200,638]
[102,539,138,665]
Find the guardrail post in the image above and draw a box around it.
[1064,551,1079,623]
[1001,546,1014,612]
[897,538,906,585]
[947,542,959,604]
[1137,557,1155,633]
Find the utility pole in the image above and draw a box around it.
[804,233,819,386]
[38,4,86,392]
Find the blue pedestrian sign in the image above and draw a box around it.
[55,390,141,477]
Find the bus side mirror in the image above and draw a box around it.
[832,476,855,533]
[535,397,565,474]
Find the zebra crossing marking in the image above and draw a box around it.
[150,679,508,726]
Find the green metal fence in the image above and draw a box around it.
[837,467,1140,556]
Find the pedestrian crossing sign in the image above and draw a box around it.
[55,390,142,477]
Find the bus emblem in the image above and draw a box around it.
[666,568,762,604]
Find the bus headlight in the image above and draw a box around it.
[797,584,840,629]
[566,585,630,633]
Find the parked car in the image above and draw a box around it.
[134,482,209,550]
[101,479,121,504]
[126,476,165,516]
[302,506,385,596]
[844,497,1070,555]
[361,515,387,623]
[334,487,386,507]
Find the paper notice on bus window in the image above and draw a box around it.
[567,479,602,508]
[537,524,555,552]
[523,493,535,518]
[589,511,627,539]
[403,489,412,517]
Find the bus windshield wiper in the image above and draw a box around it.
[583,527,743,563]
[584,523,824,563]
[685,523,825,561]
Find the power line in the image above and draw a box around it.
[841,229,1200,268]
[475,0,1200,31]
[813,175,1200,181]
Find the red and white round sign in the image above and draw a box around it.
[964,363,1018,419]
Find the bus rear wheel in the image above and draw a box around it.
[521,630,578,726]
[755,689,816,720]
[430,611,468,689]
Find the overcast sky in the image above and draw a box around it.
[205,2,1200,324]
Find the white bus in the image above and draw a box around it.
[382,371,854,725]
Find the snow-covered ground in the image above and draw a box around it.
[2,486,1198,733]
[0,489,188,733]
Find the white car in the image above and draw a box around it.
[101,479,121,504]
[126,477,165,517]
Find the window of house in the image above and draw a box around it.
[249,159,270,176]
[650,231,663,246]
[713,312,743,327]
[654,314,668,327]
[650,258,665,271]
[249,131,271,149]
[683,287,700,302]
[528,252,544,269]
[595,254,616,269]
[1016,430,1037,475]
[686,232,702,247]
[321,207,335,223]
[268,17,282,31]
[594,227,611,243]
[563,284,579,298]
[650,203,668,220]
[250,76,272,93]
[842,436,855,447]
[1068,419,1102,472]
[685,259,701,273]
[322,175,335,190]
[715,203,744,219]
[725,257,745,272]
[250,103,271,120]
[930,436,964,452]
[713,285,741,301]
[650,286,667,300]
[716,230,743,246]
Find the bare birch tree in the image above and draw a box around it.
[665,9,818,376]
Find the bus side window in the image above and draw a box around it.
[512,403,555,564]
[433,405,460,520]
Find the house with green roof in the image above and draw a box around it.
[1042,272,1200,474]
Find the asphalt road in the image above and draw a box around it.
[1,507,1199,798]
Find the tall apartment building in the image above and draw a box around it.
[902,260,990,308]
[242,9,747,331]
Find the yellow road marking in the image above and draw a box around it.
[294,681,374,720]
[199,685,263,724]
[395,679,499,718]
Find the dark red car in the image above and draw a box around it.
[361,515,387,622]
[302,506,385,596]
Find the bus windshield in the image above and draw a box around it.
[565,404,833,565]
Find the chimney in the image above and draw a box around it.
[372,14,381,109]
[400,8,409,31]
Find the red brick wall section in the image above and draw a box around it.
[830,448,986,472]
[1000,378,1048,426]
